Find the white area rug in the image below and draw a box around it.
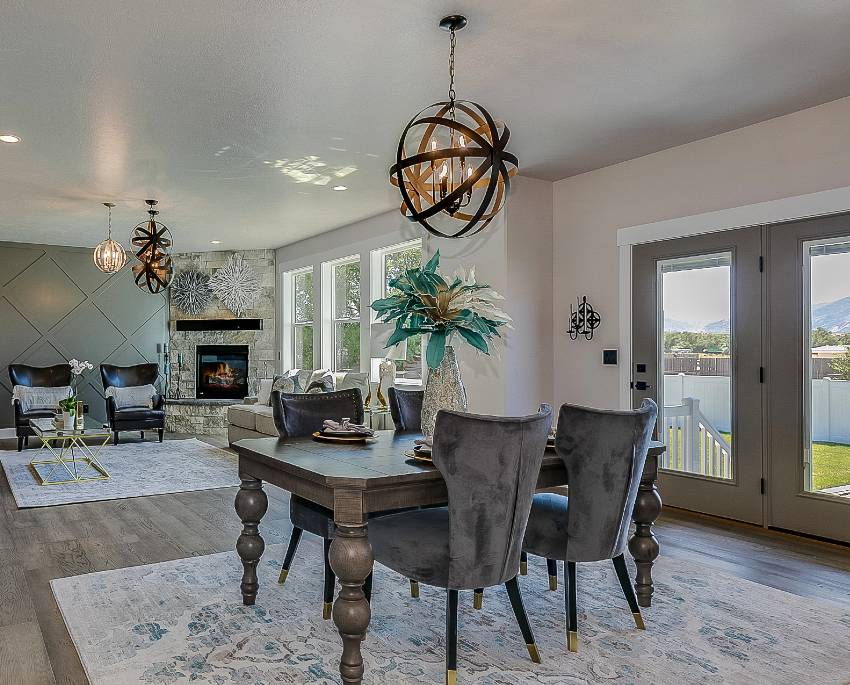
[51,541,850,684]
[0,438,238,508]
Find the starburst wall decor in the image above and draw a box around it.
[171,270,212,315]
[209,254,261,317]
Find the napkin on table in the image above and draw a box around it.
[322,419,375,436]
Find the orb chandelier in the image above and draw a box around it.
[390,15,518,239]
[92,202,128,273]
[131,199,174,293]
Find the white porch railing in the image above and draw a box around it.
[662,397,732,479]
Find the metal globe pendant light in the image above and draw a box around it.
[92,202,128,273]
[390,15,518,239]
[131,199,174,293]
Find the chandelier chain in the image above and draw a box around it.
[448,27,456,105]
[107,204,112,239]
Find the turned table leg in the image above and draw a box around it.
[330,489,373,685]
[235,476,268,606]
[628,449,662,608]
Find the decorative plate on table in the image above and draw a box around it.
[405,447,434,463]
[312,431,371,444]
[322,428,370,437]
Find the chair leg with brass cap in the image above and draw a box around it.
[446,589,459,685]
[322,538,335,620]
[565,561,578,652]
[612,553,646,630]
[473,588,484,610]
[520,550,528,576]
[278,527,303,584]
[410,579,420,598]
[504,576,542,664]
[546,559,558,591]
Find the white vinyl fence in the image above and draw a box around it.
[664,373,850,446]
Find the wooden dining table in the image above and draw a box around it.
[233,430,665,685]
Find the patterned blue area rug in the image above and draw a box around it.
[0,438,237,508]
[51,541,850,684]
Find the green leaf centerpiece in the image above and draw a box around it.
[370,250,511,369]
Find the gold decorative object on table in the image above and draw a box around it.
[28,417,111,485]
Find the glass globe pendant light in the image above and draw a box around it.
[92,202,128,273]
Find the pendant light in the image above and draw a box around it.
[131,199,174,293]
[390,15,518,239]
[92,202,128,273]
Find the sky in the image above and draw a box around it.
[661,250,850,329]
[663,266,730,328]
[811,252,850,305]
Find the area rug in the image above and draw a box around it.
[1,438,238,508]
[51,540,850,684]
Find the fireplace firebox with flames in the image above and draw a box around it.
[196,345,249,399]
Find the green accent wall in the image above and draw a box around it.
[0,242,167,426]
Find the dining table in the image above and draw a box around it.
[233,430,666,685]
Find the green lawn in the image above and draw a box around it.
[809,441,850,491]
[666,429,850,491]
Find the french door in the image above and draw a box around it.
[632,228,764,524]
[632,214,850,543]
[767,214,850,542]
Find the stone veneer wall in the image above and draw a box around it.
[167,249,277,434]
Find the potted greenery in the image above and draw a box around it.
[371,250,510,437]
[58,359,93,429]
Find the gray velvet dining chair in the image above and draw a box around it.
[387,386,423,431]
[369,405,553,685]
[522,399,657,653]
[271,388,367,619]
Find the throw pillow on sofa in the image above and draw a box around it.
[335,372,369,402]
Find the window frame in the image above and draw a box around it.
[322,254,362,372]
[282,266,316,371]
[369,238,424,385]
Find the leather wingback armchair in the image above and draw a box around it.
[100,363,165,444]
[9,363,72,451]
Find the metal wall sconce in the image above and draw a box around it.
[568,296,601,340]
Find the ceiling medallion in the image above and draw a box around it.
[131,199,174,293]
[390,15,518,239]
[92,202,128,274]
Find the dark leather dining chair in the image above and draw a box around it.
[100,363,165,444]
[387,386,423,431]
[271,388,368,619]
[9,363,72,451]
[522,399,657,653]
[370,405,553,685]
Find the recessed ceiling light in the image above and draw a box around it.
[332,185,348,191]
[0,134,21,144]
[210,240,222,245]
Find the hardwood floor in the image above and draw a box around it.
[1,433,849,684]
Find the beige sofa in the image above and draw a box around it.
[227,370,370,445]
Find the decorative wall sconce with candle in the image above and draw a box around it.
[568,296,601,341]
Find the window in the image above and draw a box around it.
[331,257,361,371]
[372,239,423,383]
[292,268,314,369]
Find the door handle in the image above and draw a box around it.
[631,381,653,391]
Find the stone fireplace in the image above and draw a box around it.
[165,249,277,434]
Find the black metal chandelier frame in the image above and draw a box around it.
[389,15,518,239]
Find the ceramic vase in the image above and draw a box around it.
[421,345,467,439]
[62,411,73,430]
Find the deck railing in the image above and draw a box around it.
[662,397,732,478]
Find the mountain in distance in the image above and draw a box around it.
[663,317,696,332]
[665,296,850,333]
[812,296,850,332]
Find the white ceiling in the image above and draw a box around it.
[3,1,850,252]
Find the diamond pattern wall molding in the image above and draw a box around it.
[0,242,167,427]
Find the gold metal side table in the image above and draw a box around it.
[29,417,112,485]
